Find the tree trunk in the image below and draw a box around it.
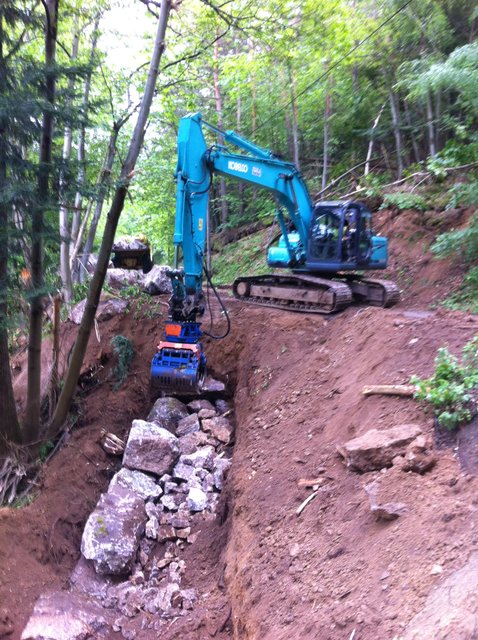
[0,13,22,452]
[389,89,404,179]
[24,0,58,444]
[49,0,172,435]
[76,125,119,280]
[236,95,245,219]
[322,72,332,191]
[212,39,228,226]
[426,92,436,158]
[364,102,385,177]
[59,18,80,302]
[70,13,101,284]
[403,100,421,165]
[288,65,300,168]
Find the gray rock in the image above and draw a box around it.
[145,516,159,540]
[187,487,209,511]
[109,468,162,501]
[201,416,233,444]
[173,460,197,482]
[202,376,226,393]
[337,424,423,472]
[176,413,200,437]
[215,399,231,415]
[171,513,191,529]
[213,457,232,490]
[147,397,189,434]
[106,268,143,289]
[161,494,183,511]
[182,446,215,470]
[70,556,116,601]
[113,237,148,251]
[145,501,163,519]
[401,552,478,639]
[142,265,173,295]
[364,480,407,521]
[198,408,217,419]
[21,590,112,639]
[187,399,215,413]
[81,484,146,575]
[123,420,180,476]
[69,296,128,325]
[178,431,209,455]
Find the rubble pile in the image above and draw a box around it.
[21,393,233,640]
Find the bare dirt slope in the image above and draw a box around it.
[1,207,477,639]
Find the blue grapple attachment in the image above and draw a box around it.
[150,321,206,396]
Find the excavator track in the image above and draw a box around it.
[232,274,400,314]
[232,274,353,314]
[346,277,401,308]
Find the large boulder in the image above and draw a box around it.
[142,265,173,295]
[69,296,128,325]
[147,397,189,434]
[21,591,112,639]
[106,267,143,289]
[81,484,146,575]
[108,467,162,501]
[337,424,423,472]
[123,420,180,476]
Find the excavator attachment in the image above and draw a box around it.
[150,322,206,397]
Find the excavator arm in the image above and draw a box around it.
[150,112,315,396]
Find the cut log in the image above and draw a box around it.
[362,384,417,397]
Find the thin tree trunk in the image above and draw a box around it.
[0,13,21,452]
[236,95,245,218]
[49,0,172,435]
[364,102,385,176]
[59,17,80,302]
[70,14,100,283]
[24,0,58,444]
[288,65,300,168]
[212,39,228,226]
[403,100,421,164]
[426,92,436,158]
[389,89,404,179]
[76,125,119,280]
[434,89,442,152]
[322,72,332,191]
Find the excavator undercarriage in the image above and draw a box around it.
[232,274,400,314]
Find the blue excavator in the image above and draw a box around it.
[150,112,399,395]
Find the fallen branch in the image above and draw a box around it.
[297,477,325,489]
[362,384,417,397]
[296,490,318,516]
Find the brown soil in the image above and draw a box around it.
[1,208,478,639]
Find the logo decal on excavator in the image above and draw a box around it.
[252,166,262,177]
[228,160,248,174]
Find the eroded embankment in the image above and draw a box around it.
[216,301,478,640]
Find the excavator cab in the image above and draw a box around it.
[305,201,387,272]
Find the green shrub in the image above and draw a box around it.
[442,266,478,313]
[111,335,134,390]
[380,192,428,211]
[411,336,478,429]
[445,181,478,210]
[431,214,478,261]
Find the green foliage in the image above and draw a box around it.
[445,181,478,210]
[426,142,478,178]
[431,214,478,261]
[111,335,134,390]
[411,336,478,430]
[380,192,428,212]
[442,266,478,313]
[210,229,273,286]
